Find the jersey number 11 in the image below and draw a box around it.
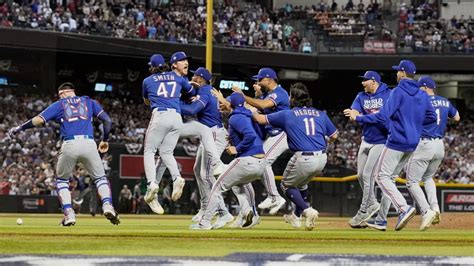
[303,117,316,136]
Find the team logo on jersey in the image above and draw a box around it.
[363,98,383,110]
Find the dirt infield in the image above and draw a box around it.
[321,213,474,230]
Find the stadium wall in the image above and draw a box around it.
[441,0,474,19]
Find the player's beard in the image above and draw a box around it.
[259,83,270,93]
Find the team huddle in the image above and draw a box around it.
[6,53,459,231]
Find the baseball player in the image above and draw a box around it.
[347,60,437,231]
[8,82,119,226]
[368,76,460,231]
[142,53,196,214]
[343,71,390,228]
[254,83,338,231]
[190,92,266,230]
[232,68,289,214]
[178,67,233,227]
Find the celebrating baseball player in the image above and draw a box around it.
[8,82,119,226]
[142,53,196,214]
[254,83,338,231]
[232,67,289,215]
[343,71,390,228]
[346,60,437,231]
[190,92,266,230]
[370,76,461,231]
[178,67,233,227]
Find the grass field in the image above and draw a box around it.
[1,213,473,257]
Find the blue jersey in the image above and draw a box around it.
[180,85,223,128]
[228,107,264,157]
[261,85,290,136]
[356,79,437,152]
[266,107,338,152]
[350,83,390,144]
[142,71,193,113]
[39,96,104,139]
[422,95,458,138]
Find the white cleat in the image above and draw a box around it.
[242,210,260,229]
[213,162,227,177]
[189,222,212,230]
[144,182,159,204]
[302,207,319,231]
[228,213,244,228]
[420,209,436,231]
[283,212,302,228]
[258,197,274,210]
[60,208,76,226]
[432,211,441,225]
[192,209,204,222]
[147,199,165,215]
[212,212,234,229]
[103,203,120,225]
[268,197,286,215]
[171,176,186,202]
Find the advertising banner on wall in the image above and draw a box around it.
[442,190,474,212]
[119,154,195,179]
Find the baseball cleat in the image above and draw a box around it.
[395,206,415,231]
[283,212,302,228]
[60,208,76,226]
[420,209,436,231]
[229,213,244,228]
[144,182,159,204]
[189,222,212,230]
[258,196,285,211]
[192,209,204,222]
[257,197,274,209]
[171,176,186,202]
[366,220,387,231]
[103,203,120,225]
[147,199,165,215]
[302,207,319,231]
[212,212,234,229]
[268,197,286,215]
[432,211,441,225]
[243,213,260,229]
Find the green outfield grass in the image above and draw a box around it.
[0,214,473,257]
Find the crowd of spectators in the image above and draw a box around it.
[0,0,308,52]
[1,90,472,197]
[397,2,474,53]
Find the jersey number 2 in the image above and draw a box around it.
[157,82,177,98]
[303,117,316,136]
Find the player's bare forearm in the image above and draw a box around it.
[244,96,274,110]
[253,113,268,125]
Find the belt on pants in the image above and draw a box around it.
[63,135,93,141]
[252,154,265,159]
[300,151,325,156]
[421,137,441,141]
[154,107,177,112]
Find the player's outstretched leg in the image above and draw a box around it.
[56,178,76,226]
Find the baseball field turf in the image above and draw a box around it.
[0,213,473,257]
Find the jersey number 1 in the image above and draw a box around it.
[157,82,177,98]
[435,108,441,125]
[303,117,316,136]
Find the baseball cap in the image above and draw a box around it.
[252,68,277,81]
[148,54,165,67]
[170,51,191,64]
[57,82,75,91]
[229,92,245,108]
[190,67,212,82]
[418,76,436,89]
[359,71,381,83]
[392,59,416,75]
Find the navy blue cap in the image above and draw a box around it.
[148,54,165,67]
[190,67,212,82]
[229,92,245,108]
[170,51,191,64]
[359,71,381,83]
[418,76,436,89]
[252,68,277,81]
[392,60,416,75]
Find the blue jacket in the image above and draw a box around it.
[180,85,223,128]
[350,83,390,144]
[356,79,436,152]
[228,107,265,157]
